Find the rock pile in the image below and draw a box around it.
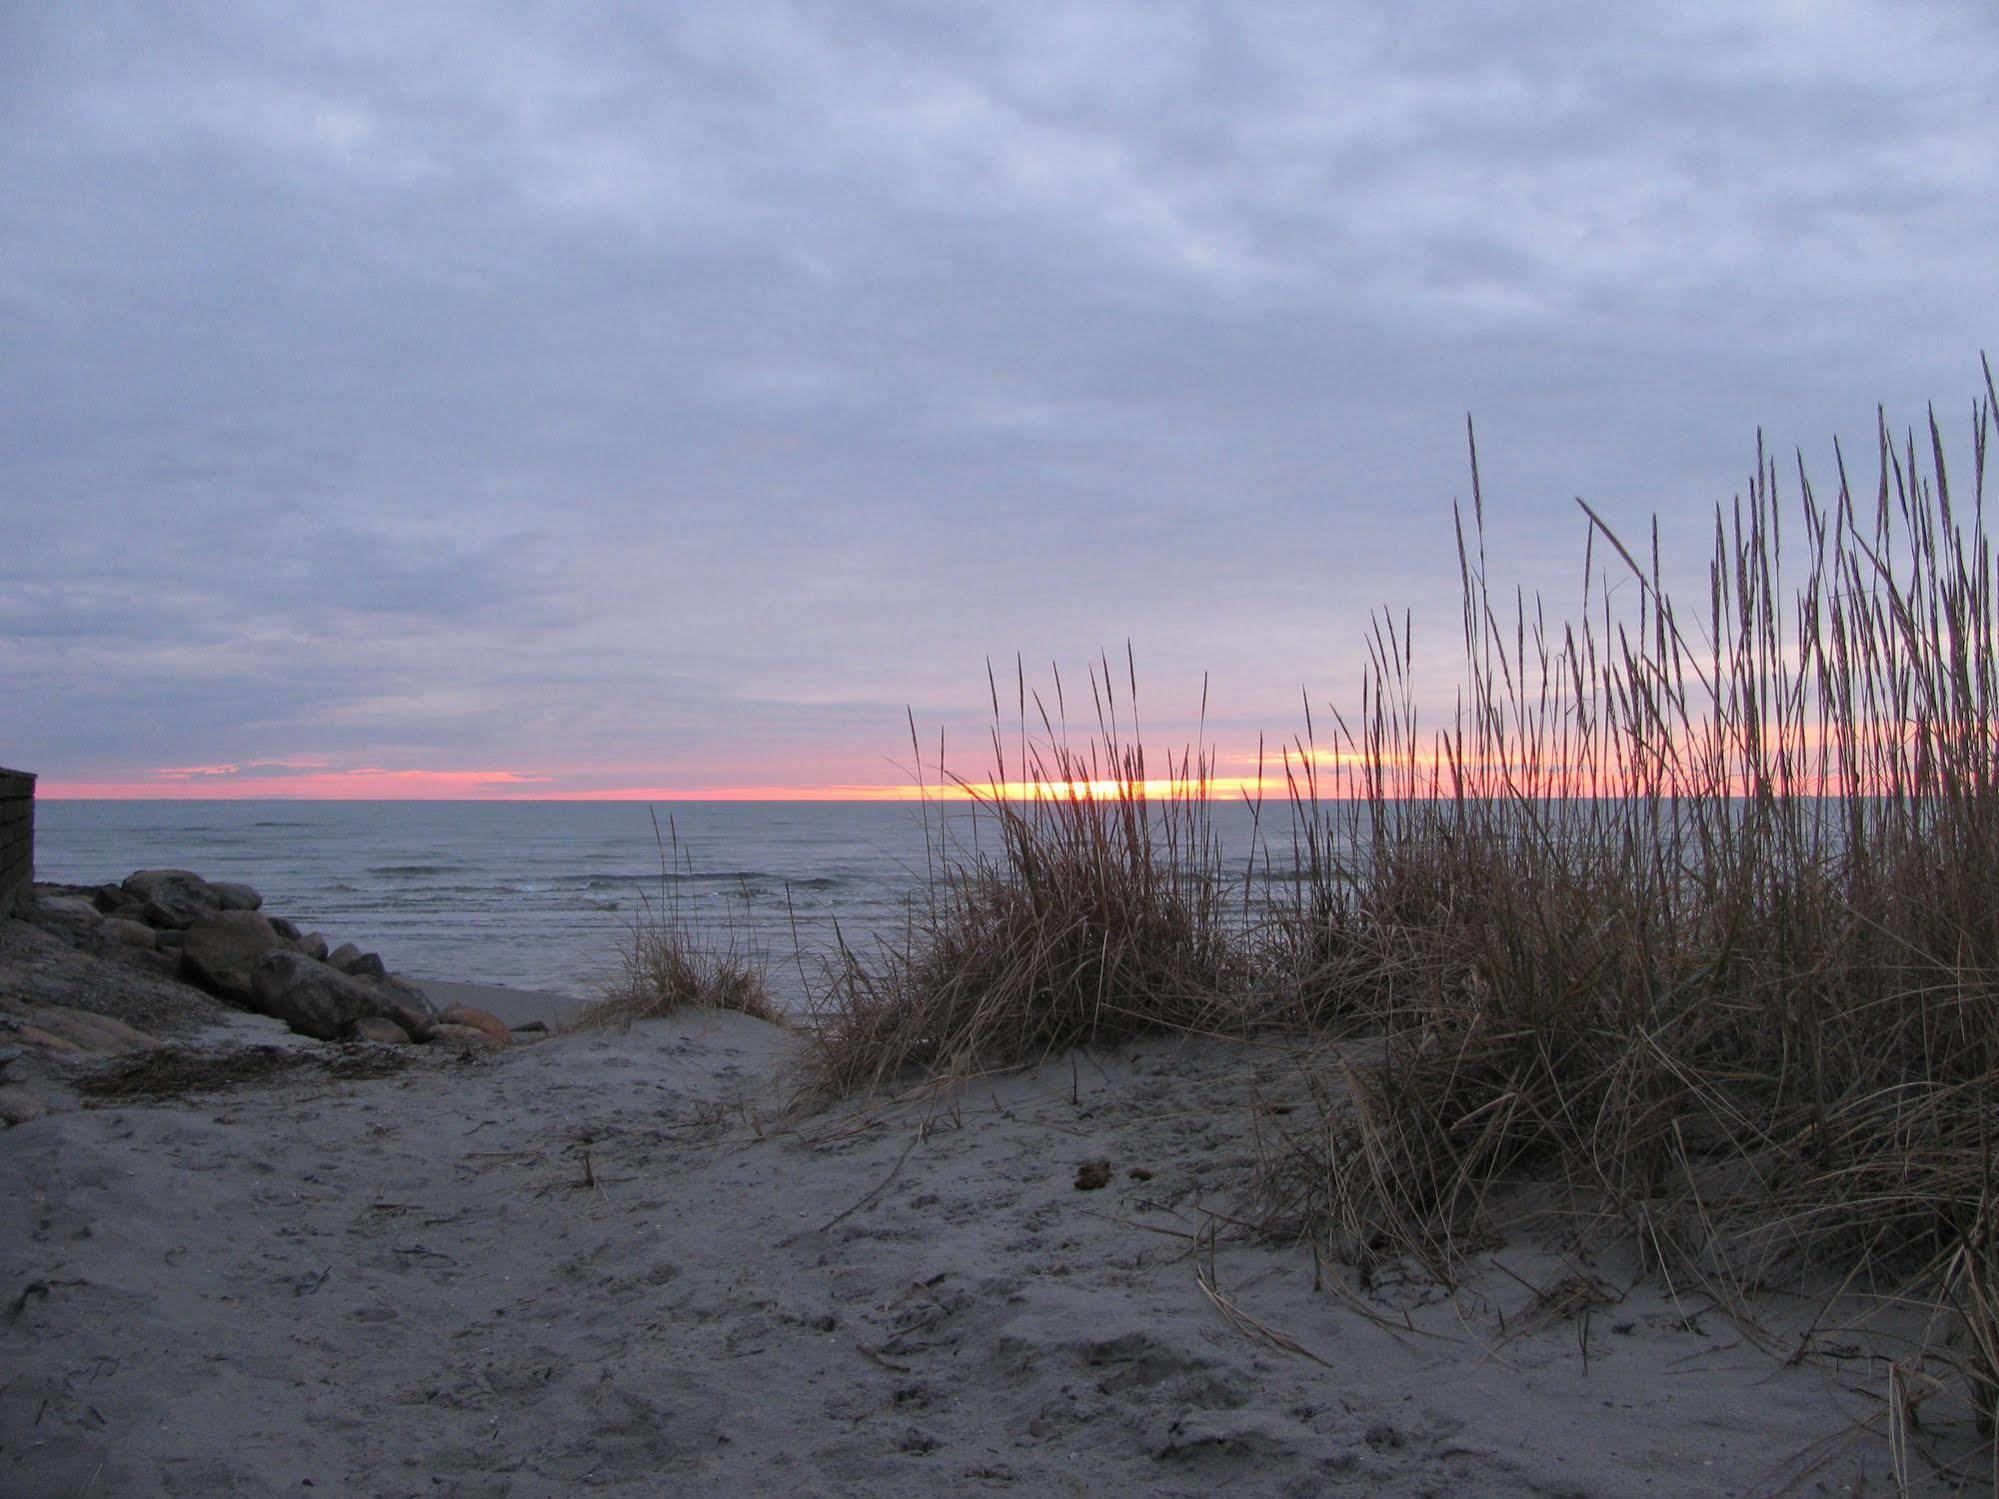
[20,870,514,1050]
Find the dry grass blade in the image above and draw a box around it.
[572,811,784,1029]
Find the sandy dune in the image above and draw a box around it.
[0,1000,1950,1495]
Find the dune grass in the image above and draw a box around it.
[801,655,1252,1097]
[1256,361,1999,1437]
[575,814,782,1029]
[791,360,1999,1447]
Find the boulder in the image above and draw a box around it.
[15,1007,159,1055]
[16,1026,81,1055]
[327,942,364,971]
[292,932,330,962]
[375,1003,435,1042]
[430,1023,505,1049]
[124,869,222,929]
[345,951,387,980]
[350,1016,412,1045]
[210,881,263,911]
[249,951,391,1042]
[180,911,288,1006]
[120,947,184,980]
[34,894,101,923]
[438,1006,511,1047]
[99,917,157,949]
[91,883,146,918]
[268,916,302,940]
[371,973,438,1019]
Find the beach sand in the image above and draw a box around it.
[0,964,1957,1494]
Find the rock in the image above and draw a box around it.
[292,932,330,961]
[99,917,157,949]
[350,1016,412,1045]
[438,1006,511,1047]
[34,894,102,923]
[180,911,288,1006]
[120,947,184,980]
[371,973,438,1018]
[268,916,302,941]
[0,1086,47,1126]
[249,951,392,1042]
[16,1026,82,1055]
[345,951,387,980]
[124,869,222,929]
[379,1004,436,1043]
[510,1020,550,1035]
[209,881,263,911]
[429,1023,505,1049]
[327,942,364,971]
[96,885,147,917]
[16,1007,160,1055]
[0,1043,22,1073]
[155,928,188,949]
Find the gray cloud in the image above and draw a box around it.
[4,1,1996,788]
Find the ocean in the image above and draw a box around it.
[32,801,942,1002]
[33,799,1281,1005]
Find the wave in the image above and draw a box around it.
[367,864,462,877]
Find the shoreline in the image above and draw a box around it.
[412,977,586,1032]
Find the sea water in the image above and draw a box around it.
[31,801,941,1002]
[34,799,1290,1005]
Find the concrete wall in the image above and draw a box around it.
[0,767,33,919]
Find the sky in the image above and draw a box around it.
[4,2,1996,798]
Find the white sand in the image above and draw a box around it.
[0,1002,1963,1495]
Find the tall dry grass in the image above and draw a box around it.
[1259,361,1999,1433]
[789,360,1999,1441]
[803,654,1250,1097]
[574,813,782,1029]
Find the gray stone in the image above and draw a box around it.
[99,917,157,949]
[378,1002,435,1042]
[292,931,330,961]
[326,942,363,971]
[124,869,222,929]
[34,894,101,923]
[209,881,263,911]
[345,951,387,980]
[268,916,301,940]
[249,951,389,1041]
[370,972,438,1019]
[180,911,288,1006]
[91,883,146,918]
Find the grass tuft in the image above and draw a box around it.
[802,653,1250,1097]
[574,814,783,1030]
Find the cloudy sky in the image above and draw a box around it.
[4,2,1995,797]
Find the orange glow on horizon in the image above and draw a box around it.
[35,766,1302,802]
